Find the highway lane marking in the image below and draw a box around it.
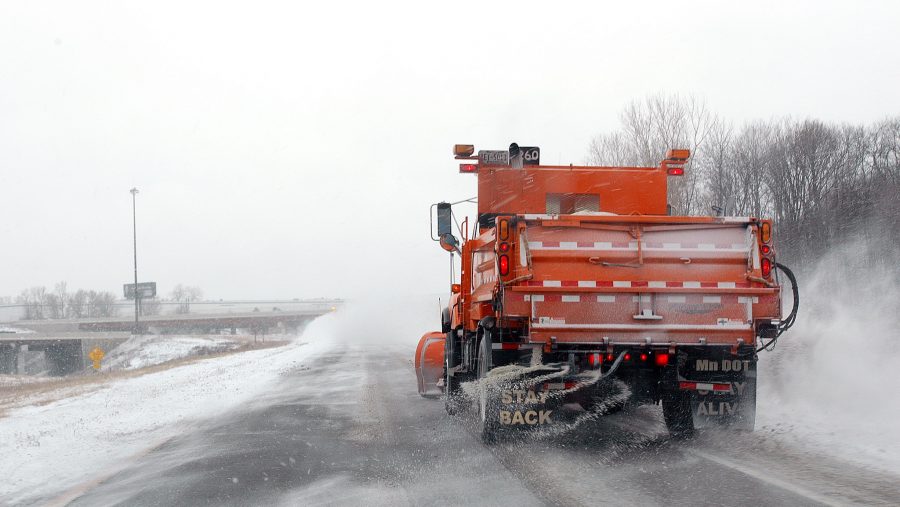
[601,412,845,506]
[688,449,842,507]
[41,434,176,507]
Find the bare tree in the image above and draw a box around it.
[141,297,162,316]
[53,281,68,319]
[16,286,49,320]
[87,291,118,318]
[68,289,88,318]
[588,94,719,214]
[171,284,203,314]
[588,100,899,270]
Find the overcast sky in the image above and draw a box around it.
[1,1,898,301]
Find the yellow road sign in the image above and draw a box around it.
[88,347,105,370]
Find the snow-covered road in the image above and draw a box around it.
[2,295,899,506]
[0,333,333,506]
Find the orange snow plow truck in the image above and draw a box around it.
[415,143,799,442]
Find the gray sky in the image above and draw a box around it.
[1,1,898,300]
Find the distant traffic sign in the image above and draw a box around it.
[124,282,156,299]
[88,347,105,370]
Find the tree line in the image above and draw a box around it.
[588,95,899,269]
[9,282,204,320]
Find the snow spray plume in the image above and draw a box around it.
[296,293,445,353]
[757,241,900,473]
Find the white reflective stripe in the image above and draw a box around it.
[717,282,736,289]
[684,281,701,288]
[537,317,566,325]
[648,281,666,288]
[597,295,616,303]
[530,295,544,302]
[668,296,687,303]
[696,383,714,391]
[698,243,715,249]
[532,322,752,330]
[595,241,612,249]
[561,295,580,303]
[528,241,542,249]
[703,296,722,304]
[491,343,503,350]
[662,242,680,249]
[613,281,631,288]
[632,295,651,303]
[732,243,747,250]
[560,241,578,249]
[543,280,561,287]
[578,280,596,288]
[738,296,759,304]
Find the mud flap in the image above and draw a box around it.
[494,388,556,429]
[415,331,445,397]
[690,369,757,430]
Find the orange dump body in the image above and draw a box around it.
[454,161,781,349]
[500,216,779,347]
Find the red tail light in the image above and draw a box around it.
[587,353,600,366]
[459,163,478,173]
[761,244,771,255]
[666,167,684,176]
[624,353,631,361]
[639,353,648,361]
[761,257,772,277]
[498,242,510,252]
[499,255,509,276]
[606,353,614,362]
[654,353,669,366]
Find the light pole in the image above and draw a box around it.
[130,187,140,335]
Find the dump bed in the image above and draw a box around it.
[501,214,780,347]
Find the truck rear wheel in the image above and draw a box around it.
[663,393,694,437]
[444,356,463,415]
[477,331,501,444]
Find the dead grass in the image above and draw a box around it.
[0,340,289,418]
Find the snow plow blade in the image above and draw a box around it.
[415,331,444,397]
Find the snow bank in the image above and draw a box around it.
[102,334,242,370]
[0,330,334,505]
[757,254,900,474]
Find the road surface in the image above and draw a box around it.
[46,339,899,506]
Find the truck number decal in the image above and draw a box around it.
[695,359,752,372]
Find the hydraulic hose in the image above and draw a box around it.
[756,262,799,352]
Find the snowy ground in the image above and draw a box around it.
[0,322,336,505]
[0,325,34,334]
[101,334,244,370]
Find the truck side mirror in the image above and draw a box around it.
[436,202,461,253]
[437,202,452,237]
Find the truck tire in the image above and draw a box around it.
[477,330,501,444]
[663,393,694,437]
[444,356,463,415]
[725,377,757,431]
